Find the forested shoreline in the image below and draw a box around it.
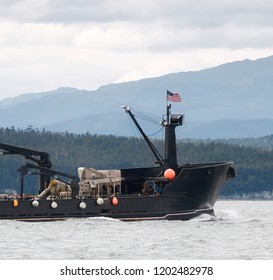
[1,127,273,198]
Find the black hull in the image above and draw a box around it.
[0,162,232,221]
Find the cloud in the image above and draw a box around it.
[0,0,273,99]
[2,0,273,26]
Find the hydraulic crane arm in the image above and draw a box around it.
[0,142,52,168]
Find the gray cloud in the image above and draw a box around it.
[0,0,273,99]
[2,0,273,51]
[1,0,273,27]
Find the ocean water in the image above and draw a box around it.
[0,200,272,260]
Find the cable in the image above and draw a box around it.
[147,127,164,137]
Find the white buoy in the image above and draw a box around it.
[96,197,104,205]
[79,201,86,209]
[32,200,39,207]
[51,201,58,209]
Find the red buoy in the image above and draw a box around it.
[164,168,176,180]
[112,197,118,206]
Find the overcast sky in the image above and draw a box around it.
[0,0,273,100]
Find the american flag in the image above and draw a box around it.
[167,90,182,102]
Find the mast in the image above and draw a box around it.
[121,106,168,168]
[163,102,184,170]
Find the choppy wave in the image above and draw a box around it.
[0,200,273,260]
[215,209,240,221]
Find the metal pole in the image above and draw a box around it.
[122,106,167,168]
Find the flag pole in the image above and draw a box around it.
[166,90,171,124]
[166,90,168,121]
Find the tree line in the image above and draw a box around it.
[1,126,273,198]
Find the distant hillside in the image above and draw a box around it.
[1,55,273,139]
[219,134,273,150]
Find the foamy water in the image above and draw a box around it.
[0,200,272,260]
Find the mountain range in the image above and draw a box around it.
[1,55,273,139]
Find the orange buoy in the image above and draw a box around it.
[164,168,176,180]
[112,197,118,206]
[13,199,19,207]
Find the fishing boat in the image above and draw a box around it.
[0,95,235,221]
